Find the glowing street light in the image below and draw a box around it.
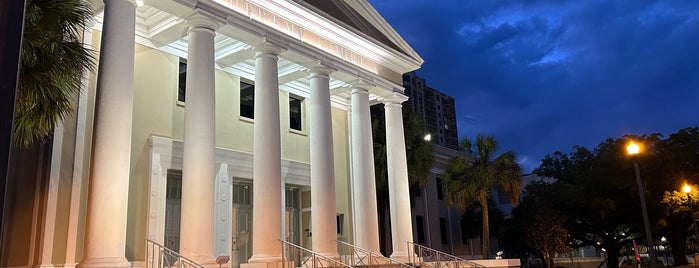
[626,141,657,268]
[423,133,432,142]
[683,183,699,249]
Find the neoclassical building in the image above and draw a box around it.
[1,0,423,268]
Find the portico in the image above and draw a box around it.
[1,0,423,267]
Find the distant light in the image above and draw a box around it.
[136,0,144,7]
[684,184,692,194]
[423,133,431,142]
[661,237,667,242]
[626,141,640,155]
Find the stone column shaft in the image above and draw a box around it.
[309,66,338,257]
[78,0,135,267]
[350,85,380,253]
[180,15,217,265]
[248,43,283,263]
[384,95,413,260]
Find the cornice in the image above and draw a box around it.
[198,0,421,74]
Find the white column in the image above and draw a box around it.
[383,93,413,261]
[309,65,339,257]
[349,82,381,253]
[78,0,135,267]
[248,42,283,264]
[179,13,218,266]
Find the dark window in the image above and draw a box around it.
[232,183,251,204]
[337,214,344,235]
[240,81,254,119]
[436,178,444,200]
[177,60,187,102]
[439,218,448,245]
[289,96,302,131]
[416,216,425,244]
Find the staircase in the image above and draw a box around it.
[337,240,415,268]
[407,242,484,268]
[282,240,352,268]
[146,238,205,268]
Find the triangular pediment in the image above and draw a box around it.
[292,0,423,66]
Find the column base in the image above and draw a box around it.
[77,257,130,268]
[241,260,291,268]
[32,264,56,268]
[389,251,415,264]
[189,256,217,268]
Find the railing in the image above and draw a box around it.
[336,240,415,268]
[146,238,205,268]
[407,242,483,268]
[282,240,352,268]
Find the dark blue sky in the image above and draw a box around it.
[369,0,699,172]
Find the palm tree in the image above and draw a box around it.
[14,0,94,147]
[442,134,522,259]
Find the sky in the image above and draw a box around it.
[368,0,699,172]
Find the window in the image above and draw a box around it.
[337,214,344,235]
[232,182,251,204]
[289,96,303,131]
[439,218,448,245]
[436,178,444,200]
[240,81,254,119]
[177,59,187,103]
[416,216,425,244]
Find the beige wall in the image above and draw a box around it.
[125,43,353,262]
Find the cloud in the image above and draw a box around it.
[370,0,699,172]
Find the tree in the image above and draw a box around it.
[534,142,644,268]
[15,0,94,147]
[442,134,522,259]
[503,181,570,267]
[372,105,434,254]
[527,208,571,268]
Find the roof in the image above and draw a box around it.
[292,0,423,66]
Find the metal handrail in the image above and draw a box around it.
[281,240,352,268]
[407,241,484,268]
[336,240,415,268]
[146,238,205,268]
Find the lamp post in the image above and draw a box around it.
[683,184,699,251]
[627,141,657,268]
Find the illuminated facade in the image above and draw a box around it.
[1,0,423,267]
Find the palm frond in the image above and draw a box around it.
[14,0,95,147]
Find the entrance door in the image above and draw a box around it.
[231,182,253,268]
[231,205,252,268]
[164,170,182,264]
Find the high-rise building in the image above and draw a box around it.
[402,71,459,150]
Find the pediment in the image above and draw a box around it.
[292,0,423,66]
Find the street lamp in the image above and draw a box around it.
[683,184,699,251]
[626,141,657,268]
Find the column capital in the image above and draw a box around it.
[308,62,336,79]
[348,79,375,95]
[380,92,409,106]
[185,10,221,34]
[254,41,283,60]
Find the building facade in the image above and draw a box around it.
[399,74,483,258]
[401,71,459,150]
[1,0,423,267]
[410,145,485,259]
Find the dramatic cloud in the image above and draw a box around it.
[370,0,699,172]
